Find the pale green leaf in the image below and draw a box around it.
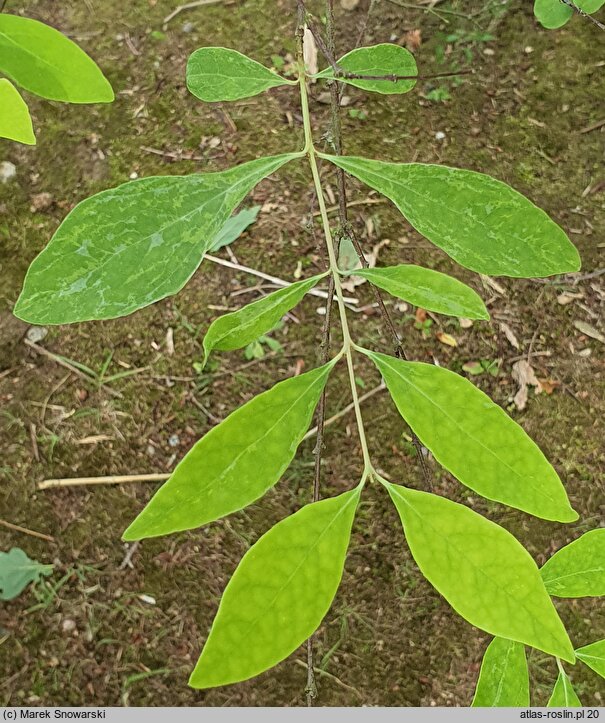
[472,637,529,707]
[202,274,326,365]
[187,47,294,102]
[210,206,261,251]
[576,639,605,679]
[347,265,489,320]
[123,360,336,540]
[541,529,605,597]
[534,0,605,28]
[189,489,360,688]
[548,671,582,707]
[0,78,35,145]
[364,350,577,522]
[322,156,580,277]
[0,548,53,601]
[315,43,417,94]
[14,153,298,324]
[0,14,113,103]
[385,483,575,663]
[337,235,361,272]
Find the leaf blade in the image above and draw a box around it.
[364,350,577,522]
[348,265,489,320]
[547,671,582,707]
[576,639,605,679]
[15,153,298,324]
[123,360,336,540]
[386,483,575,663]
[0,548,53,600]
[534,0,604,28]
[316,44,417,94]
[472,637,529,707]
[210,206,261,251]
[202,273,326,364]
[189,489,359,688]
[541,529,605,598]
[0,14,113,103]
[0,78,36,145]
[187,47,293,102]
[323,156,580,277]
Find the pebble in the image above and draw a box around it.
[0,161,16,183]
[26,326,48,343]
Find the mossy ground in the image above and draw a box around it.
[0,0,604,707]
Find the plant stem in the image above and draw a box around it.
[298,66,372,475]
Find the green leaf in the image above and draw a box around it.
[189,489,360,688]
[322,156,580,278]
[15,153,298,325]
[534,0,605,28]
[0,548,53,601]
[315,43,417,94]
[576,639,605,679]
[541,529,605,598]
[337,235,361,272]
[363,350,577,522]
[385,483,575,663]
[0,79,35,145]
[0,14,113,103]
[210,206,261,251]
[202,274,326,365]
[187,47,294,102]
[548,670,582,707]
[472,637,529,707]
[123,360,336,540]
[347,265,489,320]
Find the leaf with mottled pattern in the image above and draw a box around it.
[0,14,113,103]
[363,350,577,522]
[315,43,417,94]
[346,265,488,319]
[123,360,336,540]
[202,273,326,365]
[385,482,575,663]
[187,47,294,102]
[322,155,580,278]
[541,529,605,597]
[0,79,35,145]
[472,637,529,707]
[189,489,360,688]
[15,154,299,324]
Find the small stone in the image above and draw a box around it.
[168,433,180,447]
[129,171,138,180]
[61,619,76,633]
[435,131,446,141]
[182,21,194,33]
[26,326,48,343]
[0,161,16,184]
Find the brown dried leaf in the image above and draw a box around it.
[499,322,520,350]
[573,320,605,344]
[511,359,542,411]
